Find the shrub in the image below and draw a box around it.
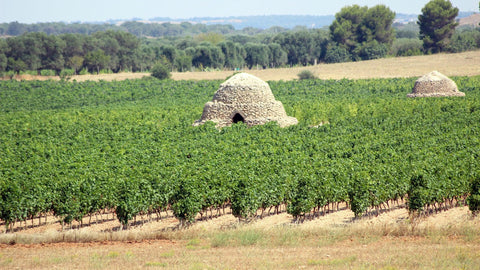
[151,61,171,80]
[391,38,423,57]
[467,177,480,217]
[324,44,351,63]
[354,41,389,60]
[297,70,316,80]
[19,70,38,76]
[78,68,89,75]
[99,69,112,74]
[448,29,480,53]
[40,69,56,76]
[60,69,75,78]
[407,174,429,215]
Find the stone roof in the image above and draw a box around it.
[193,73,298,128]
[407,71,465,98]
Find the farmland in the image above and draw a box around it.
[1,70,480,269]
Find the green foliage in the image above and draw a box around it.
[0,76,479,228]
[348,172,372,218]
[353,40,389,60]
[418,0,459,53]
[330,5,395,59]
[467,177,480,216]
[407,174,429,213]
[297,70,316,80]
[84,49,110,74]
[324,44,351,63]
[151,59,171,80]
[391,38,423,57]
[40,69,56,76]
[60,69,75,78]
[448,29,480,53]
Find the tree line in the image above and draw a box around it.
[0,0,478,76]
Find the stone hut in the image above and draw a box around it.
[407,71,465,98]
[193,73,298,128]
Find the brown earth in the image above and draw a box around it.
[459,13,480,27]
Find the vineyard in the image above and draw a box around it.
[0,76,479,232]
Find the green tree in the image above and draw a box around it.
[418,0,459,53]
[329,5,395,60]
[0,39,9,73]
[174,50,192,72]
[84,49,110,74]
[218,41,246,70]
[151,57,171,80]
[244,42,270,69]
[67,55,84,74]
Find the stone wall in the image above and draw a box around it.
[407,71,465,98]
[194,73,298,128]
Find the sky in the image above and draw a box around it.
[0,0,478,23]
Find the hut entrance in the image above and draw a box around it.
[232,113,245,124]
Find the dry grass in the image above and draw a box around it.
[1,222,479,269]
[5,50,480,83]
[1,206,479,269]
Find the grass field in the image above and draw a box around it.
[1,206,479,269]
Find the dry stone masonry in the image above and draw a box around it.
[193,73,298,128]
[407,71,465,98]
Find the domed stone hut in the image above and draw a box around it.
[193,73,298,128]
[407,71,465,98]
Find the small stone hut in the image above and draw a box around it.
[407,71,465,98]
[193,73,298,128]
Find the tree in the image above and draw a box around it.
[174,51,192,72]
[244,42,270,69]
[67,55,84,74]
[267,43,287,68]
[418,0,459,53]
[151,57,171,80]
[84,49,110,74]
[218,41,246,70]
[329,5,395,60]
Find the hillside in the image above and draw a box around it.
[459,13,480,27]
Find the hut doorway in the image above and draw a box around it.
[232,113,245,124]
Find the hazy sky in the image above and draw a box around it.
[1,0,478,23]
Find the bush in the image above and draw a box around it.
[324,45,351,63]
[354,41,389,60]
[391,38,423,57]
[448,29,480,53]
[40,69,56,76]
[78,68,88,75]
[99,69,112,74]
[467,177,480,217]
[297,70,316,80]
[60,69,75,78]
[19,70,38,76]
[151,61,171,80]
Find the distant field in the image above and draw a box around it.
[6,50,480,82]
[172,50,480,81]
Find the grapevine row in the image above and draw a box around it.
[0,77,479,231]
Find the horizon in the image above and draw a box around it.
[1,0,477,24]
